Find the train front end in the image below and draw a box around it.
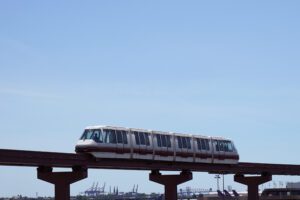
[75,127,101,153]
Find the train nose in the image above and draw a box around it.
[75,145,84,153]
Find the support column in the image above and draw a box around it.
[149,170,192,200]
[37,166,88,200]
[234,173,272,200]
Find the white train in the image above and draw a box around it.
[75,125,239,164]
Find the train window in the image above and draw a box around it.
[103,129,108,143]
[109,130,117,144]
[103,129,117,144]
[93,129,103,143]
[116,130,123,144]
[205,139,210,151]
[226,141,233,152]
[219,141,224,151]
[134,132,140,145]
[122,131,128,144]
[145,133,150,146]
[196,138,201,150]
[197,138,210,150]
[81,129,94,140]
[139,132,146,145]
[161,135,167,147]
[156,134,162,147]
[224,141,229,152]
[182,137,187,148]
[201,139,206,150]
[166,135,171,148]
[177,137,182,148]
[186,138,191,149]
[215,141,220,151]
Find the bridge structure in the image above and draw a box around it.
[1,149,300,200]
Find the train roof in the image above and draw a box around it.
[84,125,231,141]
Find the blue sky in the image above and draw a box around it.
[1,0,300,197]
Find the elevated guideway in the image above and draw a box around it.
[0,149,299,175]
[0,148,299,200]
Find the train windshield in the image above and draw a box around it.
[80,129,103,143]
[214,140,235,152]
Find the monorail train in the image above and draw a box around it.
[75,125,239,164]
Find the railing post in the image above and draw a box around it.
[37,166,87,200]
[149,170,192,200]
[234,173,272,200]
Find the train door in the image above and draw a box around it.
[223,140,237,164]
[175,135,182,161]
[160,134,168,155]
[195,137,203,163]
[158,134,169,160]
[213,139,225,164]
[153,133,172,161]
[143,132,152,159]
[102,128,117,159]
[186,137,193,162]
[132,130,140,159]
[175,135,188,162]
[164,134,173,161]
[115,129,124,157]
[130,131,152,160]
[166,134,173,160]
[121,130,130,158]
[194,137,212,164]
[170,134,176,161]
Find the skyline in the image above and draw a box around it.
[1,0,300,197]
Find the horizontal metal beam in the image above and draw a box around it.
[0,149,300,175]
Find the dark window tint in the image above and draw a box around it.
[196,139,201,150]
[116,130,123,144]
[156,134,162,147]
[201,139,206,150]
[161,135,167,147]
[177,137,182,148]
[110,130,117,144]
[103,129,116,144]
[166,135,171,148]
[182,137,187,148]
[205,139,210,150]
[219,141,224,151]
[134,132,140,145]
[139,132,145,145]
[224,141,229,152]
[186,138,191,149]
[227,141,233,152]
[215,141,220,151]
[197,138,209,150]
[81,129,94,140]
[103,129,109,143]
[93,129,103,143]
[122,131,128,144]
[145,133,150,146]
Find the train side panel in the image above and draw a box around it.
[75,125,239,164]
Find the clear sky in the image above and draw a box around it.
[1,0,300,197]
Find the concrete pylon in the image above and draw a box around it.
[37,166,87,200]
[234,173,272,200]
[150,170,192,200]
